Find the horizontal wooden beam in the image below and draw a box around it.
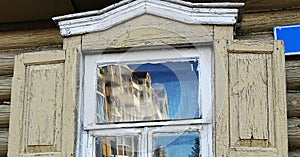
[243,0,300,13]
[286,60,300,90]
[0,105,9,129]
[0,20,56,32]
[238,9,300,35]
[0,76,11,101]
[289,149,300,157]
[288,118,300,149]
[287,92,300,118]
[0,28,62,51]
[0,129,8,157]
[227,39,273,53]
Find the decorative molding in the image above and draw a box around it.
[53,0,244,37]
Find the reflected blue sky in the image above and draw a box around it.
[153,132,200,157]
[129,61,199,119]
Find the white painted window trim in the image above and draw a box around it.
[53,0,243,37]
[81,45,213,157]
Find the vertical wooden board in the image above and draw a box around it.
[214,26,234,40]
[25,63,63,148]
[214,25,234,157]
[62,36,81,157]
[267,56,275,147]
[214,40,230,157]
[273,40,288,157]
[8,54,26,157]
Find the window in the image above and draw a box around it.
[82,46,213,157]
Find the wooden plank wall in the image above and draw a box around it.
[286,60,300,157]
[0,6,300,157]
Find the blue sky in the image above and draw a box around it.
[129,61,199,119]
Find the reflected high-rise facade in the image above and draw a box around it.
[97,65,169,123]
[96,65,169,157]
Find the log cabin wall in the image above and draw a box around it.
[0,0,300,156]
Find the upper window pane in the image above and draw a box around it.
[96,61,200,123]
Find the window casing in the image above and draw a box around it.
[81,46,213,157]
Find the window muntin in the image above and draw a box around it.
[96,61,200,123]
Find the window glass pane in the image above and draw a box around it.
[96,61,199,123]
[96,136,139,157]
[152,132,200,157]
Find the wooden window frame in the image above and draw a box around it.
[80,45,213,157]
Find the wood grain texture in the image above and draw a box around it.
[7,54,25,157]
[286,60,300,90]
[25,63,64,149]
[0,129,8,157]
[288,118,300,149]
[289,149,300,157]
[0,52,14,76]
[0,46,63,76]
[0,76,11,101]
[223,40,288,156]
[243,0,300,13]
[273,40,289,156]
[0,28,62,51]
[238,9,300,35]
[227,40,273,53]
[62,36,81,157]
[82,14,213,51]
[0,105,9,128]
[214,26,233,157]
[8,50,65,157]
[229,53,271,145]
[287,92,300,118]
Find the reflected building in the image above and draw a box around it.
[97,65,169,123]
[96,65,169,157]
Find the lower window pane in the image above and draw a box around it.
[96,136,139,157]
[153,132,200,157]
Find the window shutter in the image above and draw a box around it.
[8,50,76,157]
[215,40,288,156]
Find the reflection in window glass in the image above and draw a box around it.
[96,61,199,123]
[153,132,200,157]
[96,93,105,123]
[95,136,139,157]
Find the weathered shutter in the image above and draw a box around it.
[8,50,76,157]
[215,39,288,156]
